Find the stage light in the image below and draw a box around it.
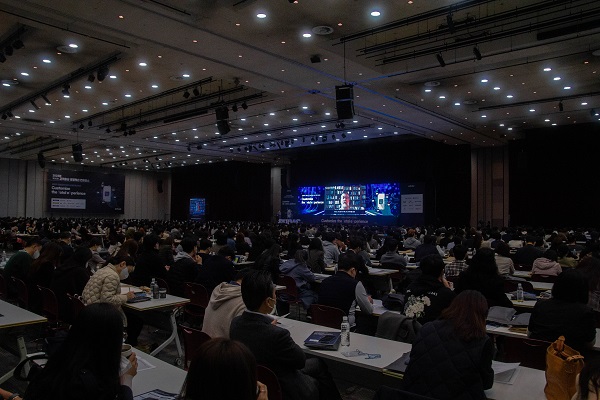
[12,40,24,50]
[559,101,564,112]
[87,74,95,83]
[6,111,13,118]
[187,144,191,151]
[446,13,455,33]
[88,120,92,127]
[30,99,40,110]
[473,47,482,60]
[97,65,109,82]
[72,143,83,162]
[183,90,190,99]
[341,133,347,138]
[1,114,7,120]
[41,94,51,105]
[232,104,238,112]
[4,45,13,56]
[241,102,248,110]
[106,127,111,133]
[79,123,84,129]
[436,54,446,67]
[62,84,71,96]
[0,53,6,63]
[196,145,202,150]
[193,87,200,96]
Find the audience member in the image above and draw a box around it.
[455,247,513,308]
[58,231,74,263]
[379,238,407,269]
[403,229,421,250]
[528,269,596,353]
[50,246,92,321]
[129,234,166,287]
[531,249,562,276]
[307,238,325,273]
[318,252,373,327]
[202,269,250,339]
[321,232,340,265]
[445,244,468,277]
[572,357,600,400]
[557,243,578,268]
[167,237,202,297]
[513,236,544,266]
[254,243,282,283]
[494,242,515,276]
[576,256,600,312]
[179,338,267,400]
[404,254,455,324]
[86,237,105,274]
[230,270,341,400]
[196,246,236,294]
[3,236,42,297]
[413,235,444,263]
[403,290,494,400]
[279,249,318,309]
[23,303,138,400]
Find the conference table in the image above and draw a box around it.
[121,286,189,362]
[0,299,47,384]
[276,316,546,400]
[132,351,187,397]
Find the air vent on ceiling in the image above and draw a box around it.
[424,81,440,87]
[463,99,478,105]
[312,26,334,35]
[22,118,45,123]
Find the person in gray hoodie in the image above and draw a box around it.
[202,269,250,338]
[279,250,318,309]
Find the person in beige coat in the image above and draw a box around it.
[82,254,140,344]
[202,269,250,338]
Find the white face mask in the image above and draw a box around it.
[32,250,40,259]
[119,267,129,280]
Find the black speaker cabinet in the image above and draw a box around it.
[336,85,354,120]
[72,143,83,162]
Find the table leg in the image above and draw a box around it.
[149,308,183,359]
[0,336,27,384]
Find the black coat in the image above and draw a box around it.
[50,264,90,321]
[454,271,513,309]
[129,249,165,287]
[230,311,318,400]
[405,275,455,324]
[167,255,199,297]
[403,319,494,400]
[195,255,235,294]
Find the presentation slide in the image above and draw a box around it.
[189,198,206,219]
[47,170,125,214]
[324,185,366,215]
[298,186,325,216]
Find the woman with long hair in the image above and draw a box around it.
[306,237,325,273]
[180,338,267,400]
[403,290,494,400]
[24,303,138,400]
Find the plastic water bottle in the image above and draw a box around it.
[340,316,350,347]
[151,278,159,299]
[516,283,524,302]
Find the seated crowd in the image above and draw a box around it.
[3,217,600,400]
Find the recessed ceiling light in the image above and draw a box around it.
[21,72,29,76]
[151,84,158,88]
[102,102,108,105]
[65,115,71,118]
[499,123,505,127]
[125,94,132,98]
[481,115,487,118]
[139,62,147,67]
[182,74,190,78]
[506,95,514,98]
[454,103,460,106]
[425,89,431,92]
[82,109,88,112]
[84,85,91,89]
[42,59,51,63]
[553,77,561,80]
[439,96,446,99]
[552,123,557,126]
[302,33,312,38]
[481,79,488,83]
[109,75,117,79]
[256,13,267,18]
[543,67,552,71]
[563,86,571,89]
[68,44,78,48]
[49,121,54,124]
[545,119,550,122]
[582,102,588,105]
[493,87,500,90]
[529,109,535,112]
[302,106,308,109]
[370,11,381,16]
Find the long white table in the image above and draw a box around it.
[278,316,546,399]
[132,351,187,397]
[121,287,189,361]
[0,299,47,384]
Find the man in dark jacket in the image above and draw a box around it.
[414,235,442,263]
[514,236,544,267]
[129,234,166,287]
[230,270,341,400]
[195,246,236,294]
[404,254,455,324]
[167,237,201,297]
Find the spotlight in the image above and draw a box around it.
[341,133,347,138]
[41,94,51,105]
[446,13,455,33]
[310,55,321,63]
[79,123,84,129]
[232,104,238,112]
[193,87,200,96]
[1,114,6,120]
[332,135,336,140]
[106,128,111,133]
[0,53,5,63]
[436,54,446,67]
[215,106,229,121]
[144,158,149,163]
[322,136,326,143]
[30,99,40,110]
[4,45,13,56]
[558,101,564,112]
[62,84,70,96]
[310,137,315,143]
[12,40,24,50]
[87,74,95,83]
[72,143,83,162]
[120,122,127,131]
[196,145,202,150]
[237,147,241,152]
[187,144,191,152]
[123,131,128,137]
[88,120,92,127]
[6,111,13,118]
[97,65,109,82]
[473,47,482,60]
[216,120,230,135]
[183,90,190,99]
[241,102,248,110]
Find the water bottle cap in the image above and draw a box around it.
[342,316,348,321]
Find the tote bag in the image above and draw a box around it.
[544,335,584,400]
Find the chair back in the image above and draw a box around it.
[381,262,402,271]
[177,324,211,369]
[531,274,558,283]
[256,365,283,400]
[156,277,170,294]
[37,286,60,323]
[11,277,29,309]
[515,264,533,271]
[66,293,86,321]
[276,275,299,300]
[309,304,345,329]
[500,336,552,370]
[503,280,535,293]
[184,282,210,308]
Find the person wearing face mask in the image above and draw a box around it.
[82,254,143,345]
[86,237,106,274]
[3,236,42,299]
[230,270,342,400]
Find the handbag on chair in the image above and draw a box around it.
[544,335,584,400]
